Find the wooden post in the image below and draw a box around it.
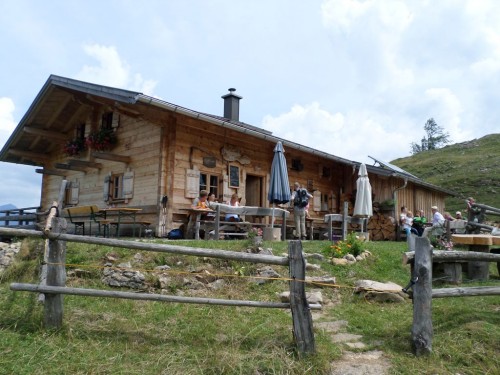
[281,210,287,241]
[342,201,348,240]
[214,205,221,240]
[467,244,490,281]
[44,217,67,328]
[411,237,433,356]
[288,241,315,355]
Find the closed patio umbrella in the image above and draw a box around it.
[353,163,373,220]
[268,141,290,227]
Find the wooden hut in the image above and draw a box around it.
[0,75,454,238]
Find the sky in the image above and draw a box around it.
[1,0,500,208]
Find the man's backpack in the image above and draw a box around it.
[294,189,309,208]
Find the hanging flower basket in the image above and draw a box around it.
[63,138,86,157]
[86,127,117,151]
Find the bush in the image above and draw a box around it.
[322,232,364,258]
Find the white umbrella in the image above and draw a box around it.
[353,163,373,219]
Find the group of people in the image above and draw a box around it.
[191,190,241,222]
[190,181,313,240]
[400,202,471,238]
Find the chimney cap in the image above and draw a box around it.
[221,88,242,100]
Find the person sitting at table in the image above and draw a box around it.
[192,190,209,210]
[225,193,241,222]
[412,209,427,237]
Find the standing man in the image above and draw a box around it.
[291,182,313,240]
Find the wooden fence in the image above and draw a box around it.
[0,206,39,228]
[404,237,500,356]
[2,215,318,355]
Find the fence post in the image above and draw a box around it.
[411,237,433,356]
[43,216,67,329]
[288,240,315,355]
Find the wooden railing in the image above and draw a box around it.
[403,237,500,356]
[2,216,317,355]
[0,206,40,228]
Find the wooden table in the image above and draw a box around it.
[452,234,500,280]
[181,208,215,240]
[99,207,142,237]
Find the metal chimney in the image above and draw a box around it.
[221,88,242,121]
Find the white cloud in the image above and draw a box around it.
[262,103,411,164]
[76,44,157,94]
[0,97,16,149]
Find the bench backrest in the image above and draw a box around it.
[211,203,290,219]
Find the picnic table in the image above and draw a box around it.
[451,234,500,281]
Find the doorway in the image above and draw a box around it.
[245,174,263,207]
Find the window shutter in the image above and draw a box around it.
[313,190,321,212]
[123,170,134,200]
[103,174,111,202]
[185,169,200,198]
[70,181,80,205]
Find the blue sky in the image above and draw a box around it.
[1,0,500,208]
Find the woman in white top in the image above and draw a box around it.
[225,193,240,222]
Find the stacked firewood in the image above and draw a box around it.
[367,212,396,241]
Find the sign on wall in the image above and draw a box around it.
[185,169,200,198]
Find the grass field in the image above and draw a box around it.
[1,237,499,374]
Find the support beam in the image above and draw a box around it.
[91,152,131,164]
[8,149,49,164]
[36,168,66,176]
[54,163,87,172]
[68,159,103,169]
[24,126,68,141]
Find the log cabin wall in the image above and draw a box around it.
[40,111,162,229]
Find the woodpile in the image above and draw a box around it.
[367,212,396,241]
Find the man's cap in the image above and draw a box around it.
[456,211,462,215]
[431,205,438,210]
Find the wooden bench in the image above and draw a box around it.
[199,204,290,241]
[63,205,110,236]
[109,220,152,237]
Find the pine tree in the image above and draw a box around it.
[410,118,450,154]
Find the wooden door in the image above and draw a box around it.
[245,174,263,207]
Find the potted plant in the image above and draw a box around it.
[63,138,86,157]
[86,127,117,151]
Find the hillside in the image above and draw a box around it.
[391,133,500,216]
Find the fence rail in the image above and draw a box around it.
[3,216,317,355]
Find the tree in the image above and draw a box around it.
[410,118,450,154]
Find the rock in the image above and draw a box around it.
[332,258,348,266]
[354,280,407,302]
[305,276,336,287]
[101,266,146,290]
[253,266,281,285]
[305,263,321,271]
[207,279,226,290]
[303,252,325,261]
[194,269,218,284]
[279,290,323,305]
[344,254,356,263]
[154,265,171,271]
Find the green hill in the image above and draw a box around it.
[391,133,500,216]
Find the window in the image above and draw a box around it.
[200,173,219,197]
[291,158,303,171]
[228,164,240,188]
[101,112,114,130]
[104,170,134,203]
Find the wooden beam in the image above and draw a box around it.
[114,102,141,117]
[91,152,131,164]
[8,149,49,163]
[68,159,103,169]
[24,126,68,141]
[36,168,66,176]
[54,163,87,172]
